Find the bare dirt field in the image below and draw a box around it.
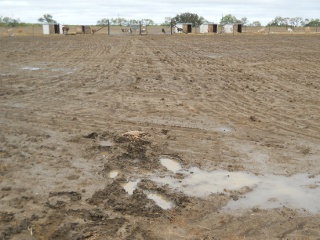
[1,33,320,239]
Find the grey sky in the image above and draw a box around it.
[0,0,319,25]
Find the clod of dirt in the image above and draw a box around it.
[88,181,164,217]
[49,191,82,201]
[138,179,190,208]
[250,115,257,121]
[0,215,39,240]
[0,212,14,222]
[122,130,147,140]
[83,132,98,139]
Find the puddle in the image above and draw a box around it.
[208,54,222,59]
[147,192,174,210]
[109,170,119,178]
[99,140,113,156]
[160,157,181,173]
[152,167,320,213]
[122,179,140,195]
[215,126,233,133]
[99,140,113,147]
[21,67,40,71]
[224,174,320,213]
[101,151,109,157]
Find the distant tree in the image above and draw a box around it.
[241,17,248,26]
[289,17,303,27]
[199,16,208,24]
[110,17,128,26]
[0,16,21,27]
[305,18,320,27]
[172,12,204,26]
[141,19,154,26]
[267,16,309,28]
[38,14,56,24]
[220,14,239,25]
[1,17,10,25]
[97,18,109,26]
[108,18,144,26]
[267,16,282,26]
[128,19,139,25]
[250,21,262,27]
[267,16,290,26]
[161,17,172,26]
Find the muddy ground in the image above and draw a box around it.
[1,33,320,239]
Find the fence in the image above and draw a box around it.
[0,25,319,37]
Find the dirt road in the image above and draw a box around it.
[1,33,320,239]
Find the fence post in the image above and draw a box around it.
[170,20,172,35]
[108,19,110,35]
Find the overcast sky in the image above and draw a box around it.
[0,0,319,25]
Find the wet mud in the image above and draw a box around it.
[1,34,320,239]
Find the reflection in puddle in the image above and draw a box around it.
[160,157,181,173]
[152,167,320,213]
[147,192,174,210]
[122,180,140,195]
[109,170,119,178]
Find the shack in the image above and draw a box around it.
[76,25,92,34]
[42,23,63,34]
[175,23,192,34]
[200,23,218,33]
[223,23,243,33]
[235,23,243,33]
[223,24,234,33]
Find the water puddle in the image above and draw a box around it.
[152,167,320,213]
[146,192,174,210]
[21,67,40,71]
[101,151,109,157]
[109,170,119,178]
[215,126,233,133]
[208,54,222,59]
[122,179,140,195]
[121,179,174,209]
[160,157,181,173]
[99,140,113,147]
[99,140,113,156]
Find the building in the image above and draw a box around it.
[42,24,63,34]
[76,26,92,34]
[175,23,192,34]
[200,23,218,33]
[223,23,243,33]
[223,24,234,33]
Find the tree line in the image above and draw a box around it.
[1,13,319,28]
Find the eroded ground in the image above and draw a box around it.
[1,33,320,239]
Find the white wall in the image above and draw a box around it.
[224,24,234,33]
[42,24,50,34]
[175,23,183,33]
[200,24,208,33]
